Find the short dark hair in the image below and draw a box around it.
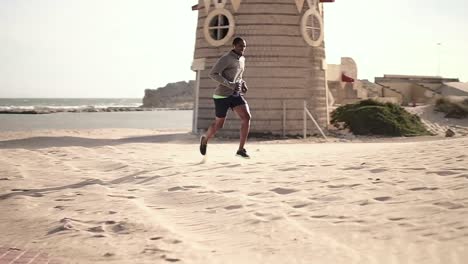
[233,37,245,46]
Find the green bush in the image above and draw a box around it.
[434,97,468,118]
[331,99,431,137]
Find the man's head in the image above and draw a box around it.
[232,37,246,56]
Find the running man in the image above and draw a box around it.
[199,37,251,158]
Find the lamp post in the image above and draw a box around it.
[437,42,442,77]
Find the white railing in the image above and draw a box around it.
[303,101,328,140]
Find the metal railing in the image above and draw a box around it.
[303,101,328,140]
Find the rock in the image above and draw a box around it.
[445,129,455,137]
[142,81,195,108]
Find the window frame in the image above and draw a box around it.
[204,8,235,47]
[301,9,324,47]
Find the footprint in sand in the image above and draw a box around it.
[161,255,181,262]
[429,170,460,176]
[182,185,201,189]
[111,222,132,234]
[310,215,328,219]
[370,168,388,173]
[407,167,426,171]
[107,194,136,199]
[167,186,186,192]
[373,196,392,202]
[317,195,343,202]
[11,188,30,192]
[434,201,464,210]
[342,166,366,170]
[455,174,468,179]
[141,247,166,255]
[164,239,182,244]
[87,226,105,233]
[388,217,406,221]
[291,203,309,208]
[221,190,237,193]
[224,205,243,210]
[252,212,282,221]
[278,167,298,172]
[408,187,439,191]
[357,199,372,206]
[245,170,261,174]
[327,184,361,189]
[270,187,298,195]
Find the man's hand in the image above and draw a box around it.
[241,82,248,93]
[234,82,242,92]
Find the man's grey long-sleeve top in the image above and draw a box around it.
[209,50,245,97]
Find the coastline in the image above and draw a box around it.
[0,106,193,115]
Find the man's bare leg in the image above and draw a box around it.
[233,104,251,151]
[203,117,226,144]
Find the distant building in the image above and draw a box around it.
[327,57,368,105]
[374,75,462,105]
[191,0,334,136]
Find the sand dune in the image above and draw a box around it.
[0,129,467,263]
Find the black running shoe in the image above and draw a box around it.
[199,136,207,155]
[236,148,250,159]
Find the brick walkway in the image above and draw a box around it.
[0,246,61,264]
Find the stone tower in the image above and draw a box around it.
[192,0,329,136]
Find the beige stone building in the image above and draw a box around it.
[374,75,461,105]
[326,57,368,105]
[191,0,332,136]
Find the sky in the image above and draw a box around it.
[0,0,467,98]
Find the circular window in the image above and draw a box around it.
[301,9,324,47]
[204,9,235,47]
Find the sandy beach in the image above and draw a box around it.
[0,127,467,264]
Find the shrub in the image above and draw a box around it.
[331,99,431,136]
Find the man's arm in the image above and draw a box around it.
[209,56,237,90]
[239,70,248,93]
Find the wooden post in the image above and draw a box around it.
[191,58,205,134]
[192,70,200,134]
[303,101,307,139]
[282,100,286,137]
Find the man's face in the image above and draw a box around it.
[233,40,246,56]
